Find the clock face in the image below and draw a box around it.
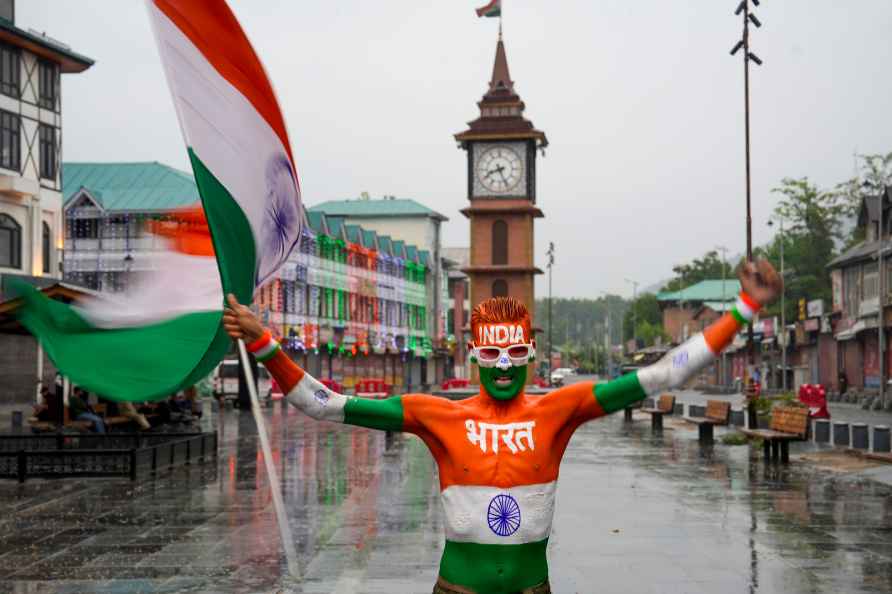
[476,145,524,194]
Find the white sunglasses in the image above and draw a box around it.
[471,343,535,368]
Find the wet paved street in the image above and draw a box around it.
[2,394,892,593]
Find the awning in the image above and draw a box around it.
[836,320,865,341]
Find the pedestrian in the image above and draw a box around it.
[224,260,783,593]
[839,370,848,395]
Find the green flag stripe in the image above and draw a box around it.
[188,148,257,303]
[594,371,647,414]
[343,395,404,431]
[439,539,548,592]
[11,280,223,402]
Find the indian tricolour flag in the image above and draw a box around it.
[12,0,302,401]
[476,0,502,18]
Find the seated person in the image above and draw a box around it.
[69,388,106,434]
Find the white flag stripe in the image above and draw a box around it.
[76,249,222,329]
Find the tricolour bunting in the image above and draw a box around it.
[13,1,301,401]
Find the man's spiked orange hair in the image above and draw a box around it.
[470,297,532,345]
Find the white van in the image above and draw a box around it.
[214,359,271,398]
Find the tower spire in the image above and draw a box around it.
[489,32,512,93]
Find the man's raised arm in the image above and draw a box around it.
[594,259,782,414]
[223,295,403,431]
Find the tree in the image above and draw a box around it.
[622,293,667,346]
[835,152,892,248]
[769,177,845,323]
[661,250,734,292]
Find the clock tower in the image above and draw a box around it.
[455,34,547,332]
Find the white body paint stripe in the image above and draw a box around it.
[441,481,557,545]
[637,333,716,396]
[736,296,755,320]
[284,374,347,423]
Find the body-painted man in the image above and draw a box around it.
[223,260,782,594]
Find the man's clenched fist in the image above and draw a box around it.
[222,294,266,343]
[738,259,783,307]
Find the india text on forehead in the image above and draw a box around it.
[478,324,525,345]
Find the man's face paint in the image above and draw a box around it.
[470,323,534,401]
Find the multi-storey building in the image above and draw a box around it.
[0,1,93,406]
[62,161,439,391]
[0,2,93,280]
[308,197,450,382]
[828,187,892,393]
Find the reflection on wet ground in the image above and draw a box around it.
[1,403,892,593]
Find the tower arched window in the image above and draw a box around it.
[492,279,508,298]
[0,213,21,269]
[492,220,508,265]
[42,221,51,273]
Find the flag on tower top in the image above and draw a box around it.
[476,0,501,18]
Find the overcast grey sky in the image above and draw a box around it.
[21,1,892,299]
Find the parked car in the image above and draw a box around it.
[550,367,576,386]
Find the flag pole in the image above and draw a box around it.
[237,338,301,580]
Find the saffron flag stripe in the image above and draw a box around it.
[153,0,294,164]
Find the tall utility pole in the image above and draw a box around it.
[730,0,763,427]
[546,242,555,385]
[624,278,639,350]
[716,245,729,387]
[766,219,787,392]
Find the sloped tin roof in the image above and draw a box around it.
[657,279,741,303]
[62,162,200,212]
[308,198,447,221]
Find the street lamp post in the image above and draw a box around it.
[730,0,764,428]
[547,242,555,385]
[624,278,639,352]
[600,291,611,377]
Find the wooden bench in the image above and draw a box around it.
[640,394,676,431]
[623,400,642,422]
[741,405,809,463]
[683,400,731,444]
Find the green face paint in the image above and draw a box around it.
[479,365,527,400]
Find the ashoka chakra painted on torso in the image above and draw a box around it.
[487,493,521,537]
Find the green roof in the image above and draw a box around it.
[345,225,363,244]
[377,235,393,255]
[657,280,741,303]
[62,162,200,212]
[362,229,378,249]
[306,211,326,235]
[405,245,418,261]
[325,216,346,238]
[309,198,448,221]
[392,240,405,258]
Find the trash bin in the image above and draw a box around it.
[874,426,891,453]
[814,419,830,443]
[833,422,850,447]
[852,423,869,450]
